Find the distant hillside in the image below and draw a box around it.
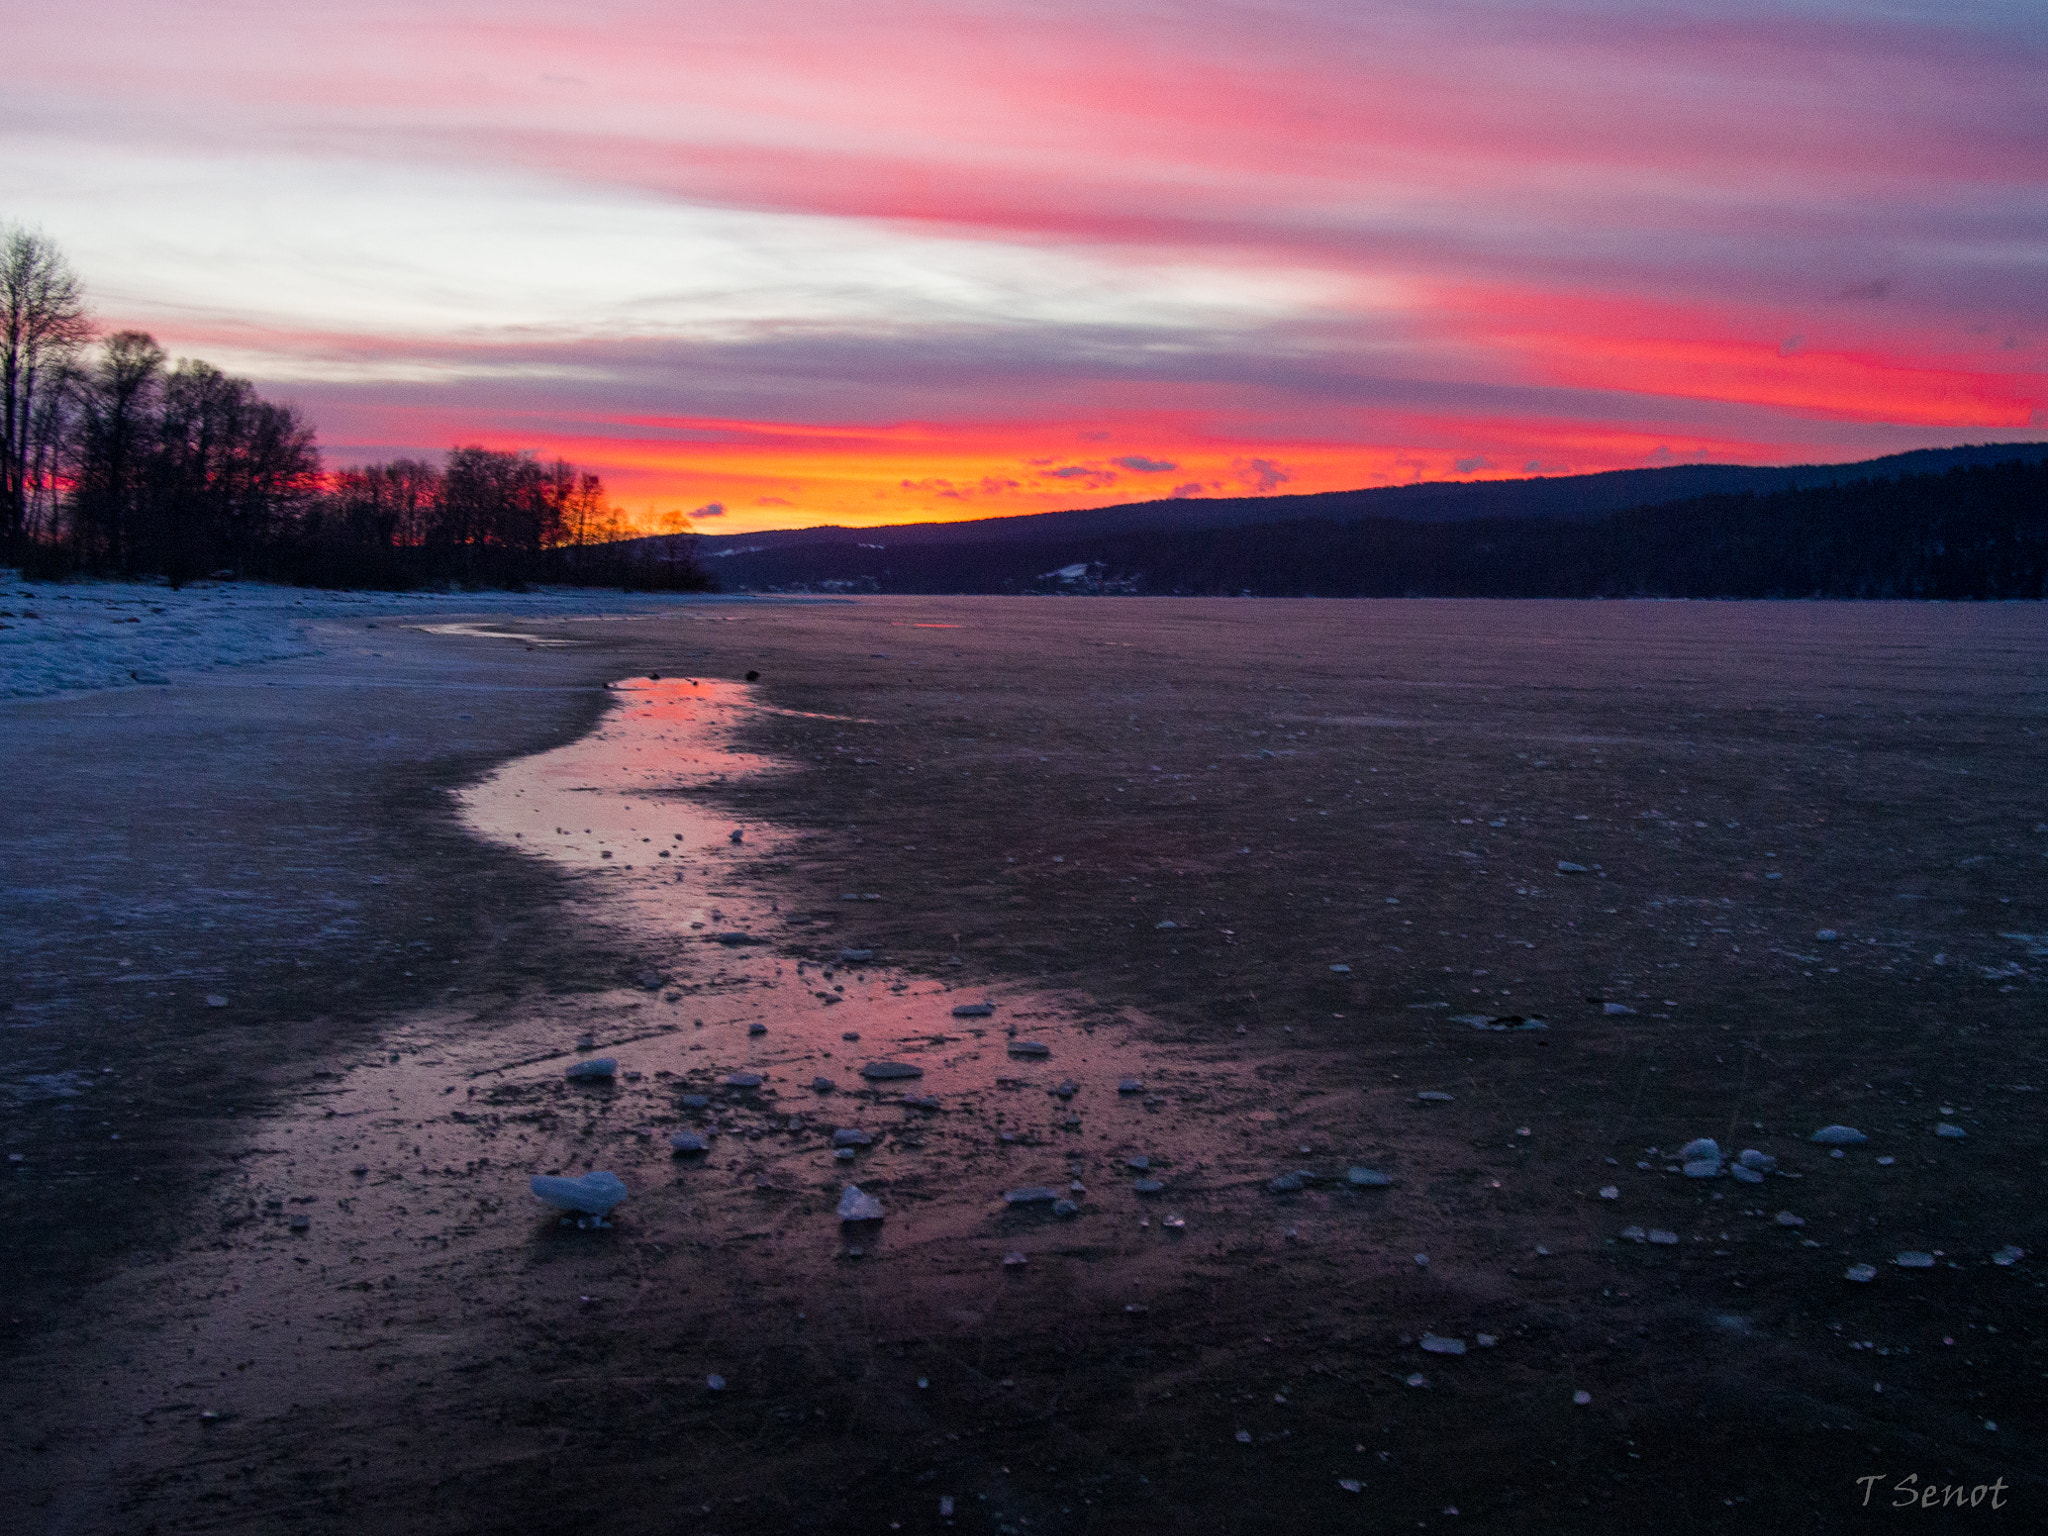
[690,457,2047,599]
[682,442,2048,564]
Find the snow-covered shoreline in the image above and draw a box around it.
[0,573,734,700]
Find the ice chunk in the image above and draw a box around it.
[1810,1125,1867,1144]
[1419,1334,1466,1355]
[836,1185,884,1221]
[530,1171,627,1215]
[565,1058,617,1081]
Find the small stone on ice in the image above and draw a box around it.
[204,995,228,1008]
[1775,1211,1805,1227]
[1476,1334,1498,1348]
[724,1072,763,1089]
[1007,1040,1050,1056]
[1603,1002,1636,1015]
[1414,1253,1429,1266]
[951,1001,995,1018]
[1330,964,1352,973]
[748,1023,767,1036]
[1648,1229,1679,1245]
[1936,1123,1966,1138]
[1420,1333,1465,1355]
[832,1128,873,1148]
[1557,861,1587,873]
[1810,1125,1867,1144]
[530,1171,628,1215]
[1053,1199,1078,1216]
[1236,1430,1252,1443]
[836,1185,884,1222]
[1599,1185,1619,1199]
[1992,1246,2024,1265]
[1621,1226,1646,1242]
[1002,1251,1028,1267]
[1573,1390,1592,1405]
[669,1132,709,1154]
[566,1058,618,1080]
[1416,1090,1453,1102]
[1844,1263,1877,1282]
[1118,1078,1143,1094]
[1004,1186,1060,1204]
[1127,1156,1150,1171]
[839,948,873,962]
[1339,1479,1361,1493]
[1682,1160,1721,1179]
[812,1077,835,1093]
[707,1374,725,1391]
[1134,1178,1165,1195]
[1346,1167,1392,1187]
[1738,1149,1776,1171]
[1895,1252,1935,1268]
[1406,1373,1429,1388]
[861,1061,923,1080]
[1677,1138,1721,1163]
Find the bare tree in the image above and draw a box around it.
[0,224,93,548]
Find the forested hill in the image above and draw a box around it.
[691,440,2048,556]
[698,457,2048,598]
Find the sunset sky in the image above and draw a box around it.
[5,0,2042,533]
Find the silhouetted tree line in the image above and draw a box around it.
[1,224,711,591]
[710,459,2047,599]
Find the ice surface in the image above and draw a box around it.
[0,575,709,700]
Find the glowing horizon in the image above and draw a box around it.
[5,1,2041,535]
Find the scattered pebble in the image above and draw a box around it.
[1811,1125,1867,1145]
[861,1061,924,1080]
[1573,1390,1592,1405]
[1002,1251,1028,1267]
[1406,1374,1429,1388]
[669,1132,709,1154]
[565,1058,617,1081]
[838,948,873,962]
[1346,1167,1392,1187]
[1118,1078,1144,1094]
[1936,1123,1967,1139]
[1816,929,1840,942]
[1004,1186,1060,1205]
[1648,1229,1679,1245]
[1416,1090,1453,1103]
[1895,1252,1935,1268]
[951,1002,995,1018]
[1775,1211,1805,1227]
[1420,1334,1465,1355]
[1557,861,1587,873]
[1992,1246,2025,1266]
[1844,1264,1877,1283]
[530,1171,627,1215]
[1007,1040,1051,1057]
[832,1128,873,1148]
[1599,1185,1619,1199]
[707,1374,725,1391]
[836,1186,884,1222]
[812,1076,835,1093]
[724,1072,763,1089]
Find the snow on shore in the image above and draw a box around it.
[0,574,714,700]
